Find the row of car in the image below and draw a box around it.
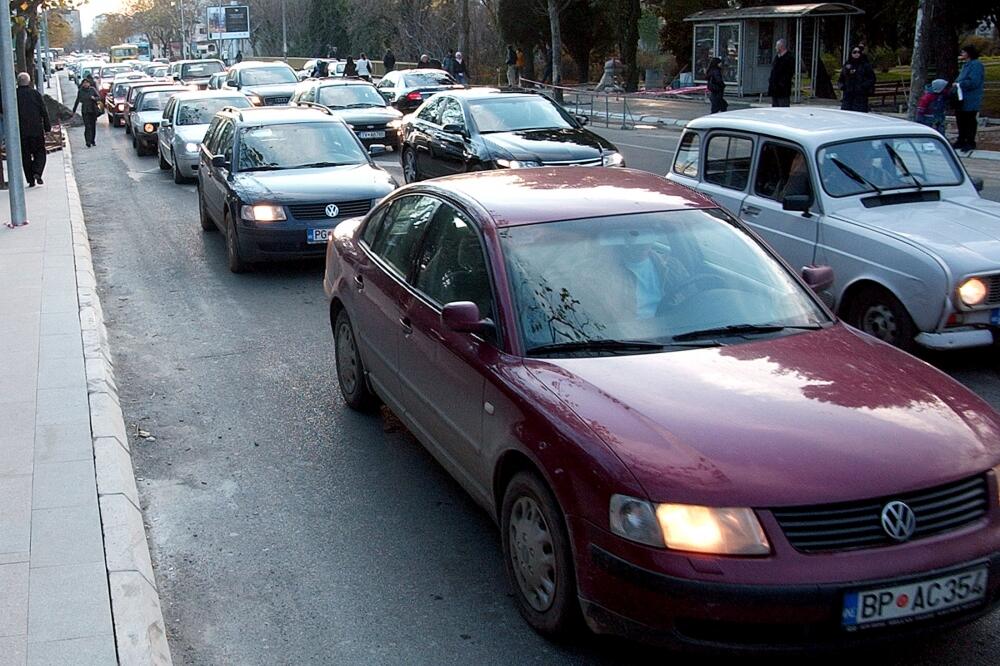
[77,62,1000,651]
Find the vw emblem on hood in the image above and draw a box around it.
[325,204,340,218]
[880,501,916,541]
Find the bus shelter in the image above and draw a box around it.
[685,3,864,101]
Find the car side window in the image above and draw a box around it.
[203,117,223,153]
[370,196,440,277]
[704,134,753,191]
[414,204,493,320]
[439,99,465,129]
[378,73,395,89]
[218,121,235,163]
[417,98,443,125]
[163,98,175,121]
[673,131,700,178]
[754,142,813,203]
[360,207,388,247]
[227,70,238,86]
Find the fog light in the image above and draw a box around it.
[958,277,988,307]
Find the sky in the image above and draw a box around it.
[78,0,126,35]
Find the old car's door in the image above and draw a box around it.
[742,140,820,272]
[697,132,754,219]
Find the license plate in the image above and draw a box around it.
[842,565,988,630]
[357,130,385,139]
[307,228,334,244]
[991,308,1000,325]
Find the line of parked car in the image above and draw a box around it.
[76,60,1000,653]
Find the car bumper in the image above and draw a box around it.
[569,510,1000,652]
[916,329,995,350]
[237,220,341,261]
[173,151,200,174]
[136,131,157,148]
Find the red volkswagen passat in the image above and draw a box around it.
[323,168,1000,651]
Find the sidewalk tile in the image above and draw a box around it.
[0,553,29,565]
[0,476,32,554]
[39,289,77,315]
[0,436,33,477]
[37,333,81,361]
[0,288,42,317]
[0,636,27,666]
[34,387,89,428]
[38,312,80,338]
[32,461,97,510]
[28,503,103,569]
[36,351,85,391]
[0,562,29,637]
[0,368,37,412]
[33,424,92,464]
[0,402,34,444]
[26,562,113,643]
[0,311,38,336]
[26,635,116,666]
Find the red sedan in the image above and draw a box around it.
[323,168,1000,650]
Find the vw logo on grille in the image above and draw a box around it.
[881,501,917,541]
[325,204,340,218]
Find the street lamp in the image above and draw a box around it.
[281,0,288,62]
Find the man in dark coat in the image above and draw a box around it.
[767,39,794,107]
[11,72,51,186]
[706,57,727,113]
[383,48,396,73]
[839,46,875,112]
[72,77,101,147]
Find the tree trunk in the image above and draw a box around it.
[929,5,958,82]
[459,0,469,54]
[907,0,933,120]
[620,0,640,92]
[547,0,562,101]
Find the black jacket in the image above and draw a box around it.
[839,56,875,107]
[505,47,517,66]
[383,52,395,70]
[768,51,795,98]
[706,66,725,95]
[73,86,101,116]
[3,86,52,138]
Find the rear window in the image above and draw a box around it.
[403,71,457,87]
[182,62,224,78]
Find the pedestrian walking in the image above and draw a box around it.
[9,73,51,187]
[505,45,517,86]
[515,48,526,85]
[838,45,875,112]
[706,56,727,113]
[452,51,467,85]
[343,56,358,78]
[383,48,396,73]
[443,49,456,77]
[235,50,243,63]
[356,53,372,81]
[541,44,553,84]
[416,54,431,69]
[953,44,985,152]
[916,79,951,135]
[768,39,794,107]
[72,76,101,148]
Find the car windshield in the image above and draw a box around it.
[318,85,385,108]
[817,136,964,197]
[177,97,251,125]
[181,62,224,78]
[470,96,573,133]
[403,71,457,87]
[237,122,368,171]
[138,90,176,111]
[100,66,130,78]
[499,209,828,354]
[148,66,168,77]
[241,67,297,86]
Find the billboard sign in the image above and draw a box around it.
[207,5,250,40]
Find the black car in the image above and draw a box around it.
[399,89,624,183]
[224,61,299,106]
[168,59,226,90]
[375,69,463,112]
[197,105,397,272]
[290,79,404,150]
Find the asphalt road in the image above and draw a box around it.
[60,75,1000,665]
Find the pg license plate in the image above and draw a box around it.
[842,565,988,630]
[307,228,334,244]
[357,130,385,139]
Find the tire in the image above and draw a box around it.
[198,186,215,231]
[846,285,916,350]
[225,212,249,273]
[333,309,378,411]
[159,148,170,170]
[125,121,131,135]
[501,471,580,637]
[132,134,138,152]
[172,151,186,183]
[401,147,419,184]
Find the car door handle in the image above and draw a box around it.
[353,274,364,290]
[398,317,412,335]
[742,205,762,217]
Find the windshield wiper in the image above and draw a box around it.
[672,323,822,342]
[830,157,882,194]
[346,103,381,108]
[884,143,923,190]
[240,164,283,172]
[527,339,666,356]
[288,161,352,169]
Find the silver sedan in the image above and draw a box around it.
[157,90,252,184]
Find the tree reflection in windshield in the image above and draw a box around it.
[237,123,367,171]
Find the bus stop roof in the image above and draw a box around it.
[685,3,864,22]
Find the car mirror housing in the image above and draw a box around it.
[160,119,171,128]
[972,176,985,192]
[441,123,466,136]
[368,144,387,157]
[210,155,229,169]
[801,265,834,292]
[575,114,589,126]
[782,194,812,212]
[441,301,486,333]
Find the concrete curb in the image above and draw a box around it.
[59,77,173,665]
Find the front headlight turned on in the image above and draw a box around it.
[240,204,286,222]
[184,142,199,153]
[143,123,156,133]
[496,158,541,169]
[958,277,988,307]
[247,94,263,106]
[610,494,770,555]
[386,119,403,129]
[602,151,625,167]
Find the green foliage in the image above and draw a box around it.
[497,0,546,47]
[961,34,1000,57]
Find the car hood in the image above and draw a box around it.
[833,195,1000,272]
[242,82,297,97]
[134,110,162,124]
[173,124,210,143]
[481,128,615,163]
[330,107,402,125]
[526,324,1000,507]
[232,164,396,203]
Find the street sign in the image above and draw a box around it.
[207,5,250,40]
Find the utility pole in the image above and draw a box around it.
[179,0,186,59]
[281,0,288,63]
[1,0,28,225]
[34,19,45,94]
[40,11,50,90]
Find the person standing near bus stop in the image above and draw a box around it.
[72,77,101,148]
[768,39,794,107]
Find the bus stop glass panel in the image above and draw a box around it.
[694,25,716,80]
[718,23,740,85]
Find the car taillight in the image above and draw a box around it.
[405,92,422,101]
[101,83,111,90]
[116,103,124,111]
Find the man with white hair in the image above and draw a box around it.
[12,72,51,186]
[767,38,795,108]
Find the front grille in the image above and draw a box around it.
[540,157,602,167]
[772,475,989,553]
[288,199,371,221]
[985,274,1000,306]
[264,96,290,105]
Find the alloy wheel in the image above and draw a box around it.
[508,496,557,613]
[402,149,418,183]
[335,320,360,396]
[861,303,898,343]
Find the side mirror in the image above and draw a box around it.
[575,115,589,126]
[801,265,834,292]
[441,123,465,136]
[972,176,984,193]
[441,301,487,333]
[160,119,171,128]
[210,155,228,169]
[368,144,387,157]
[172,74,180,81]
[782,194,812,212]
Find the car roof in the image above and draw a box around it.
[134,86,187,98]
[417,168,716,227]
[173,59,223,65]
[229,60,294,70]
[399,69,452,77]
[686,108,941,148]
[169,90,250,102]
[310,78,376,87]
[442,88,541,102]
[224,105,347,125]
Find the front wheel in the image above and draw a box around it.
[401,147,419,184]
[501,471,580,637]
[198,186,215,231]
[172,151,187,184]
[225,213,249,273]
[158,148,170,170]
[846,286,916,349]
[334,309,377,411]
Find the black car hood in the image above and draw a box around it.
[242,82,298,97]
[232,164,396,203]
[480,128,615,163]
[330,107,402,125]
